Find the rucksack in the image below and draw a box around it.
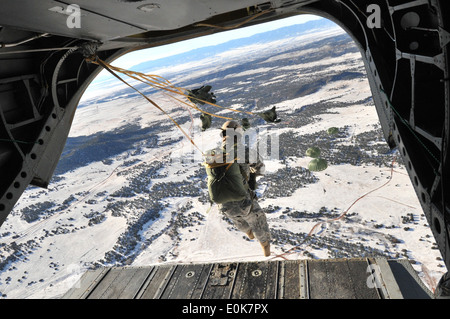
[204,148,248,204]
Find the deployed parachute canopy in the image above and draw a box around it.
[308,158,328,172]
[306,146,321,158]
[327,127,339,135]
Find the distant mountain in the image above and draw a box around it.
[133,18,337,73]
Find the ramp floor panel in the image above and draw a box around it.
[63,258,433,299]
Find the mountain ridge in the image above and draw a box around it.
[133,18,337,72]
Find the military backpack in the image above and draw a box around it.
[203,148,248,204]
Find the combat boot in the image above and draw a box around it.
[260,241,270,257]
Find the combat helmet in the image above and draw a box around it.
[220,120,244,140]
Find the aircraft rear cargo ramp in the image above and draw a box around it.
[63,258,433,299]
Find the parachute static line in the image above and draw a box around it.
[85,56,281,156]
[87,56,205,155]
[87,57,282,120]
[88,58,239,154]
[91,57,255,117]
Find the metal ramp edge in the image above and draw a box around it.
[62,257,434,299]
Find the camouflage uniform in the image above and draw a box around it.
[218,135,271,245]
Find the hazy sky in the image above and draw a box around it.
[112,14,323,69]
[84,14,324,99]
